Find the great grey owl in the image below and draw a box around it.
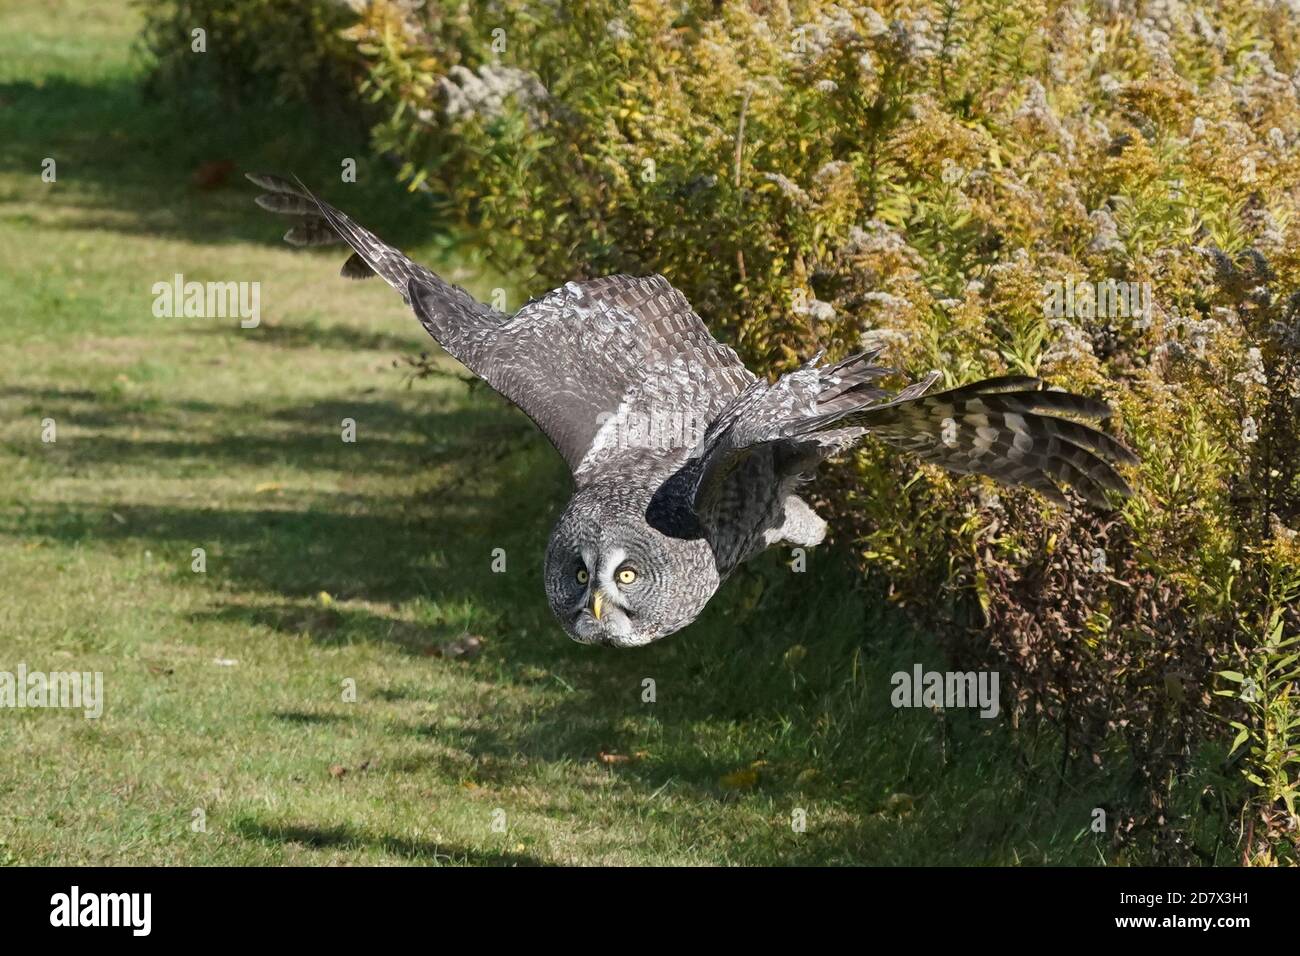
[248,173,1137,648]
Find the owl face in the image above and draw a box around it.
[544,489,719,647]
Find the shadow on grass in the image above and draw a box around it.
[5,385,537,478]
[0,74,459,256]
[200,321,422,355]
[233,819,546,866]
[270,711,352,726]
[213,603,456,656]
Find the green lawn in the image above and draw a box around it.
[0,0,1120,865]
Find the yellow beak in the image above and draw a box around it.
[591,589,604,621]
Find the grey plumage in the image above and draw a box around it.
[248,173,1138,647]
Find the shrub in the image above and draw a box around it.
[138,0,360,108]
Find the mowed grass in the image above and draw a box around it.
[0,0,1119,865]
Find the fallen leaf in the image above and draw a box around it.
[719,768,760,790]
[254,482,284,494]
[598,750,648,765]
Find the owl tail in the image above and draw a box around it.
[840,375,1137,507]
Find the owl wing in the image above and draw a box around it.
[247,174,754,474]
[486,275,756,479]
[843,374,1138,506]
[649,357,1136,540]
[247,173,508,375]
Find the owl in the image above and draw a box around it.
[249,174,1137,647]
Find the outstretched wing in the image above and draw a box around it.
[488,276,755,479]
[247,174,754,476]
[647,349,914,539]
[247,173,507,376]
[851,375,1138,506]
[650,357,1135,541]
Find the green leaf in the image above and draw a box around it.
[1229,727,1250,755]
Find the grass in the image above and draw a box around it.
[0,0,1126,865]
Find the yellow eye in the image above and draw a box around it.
[617,567,637,585]
[576,568,589,584]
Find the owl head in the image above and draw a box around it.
[543,485,719,647]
